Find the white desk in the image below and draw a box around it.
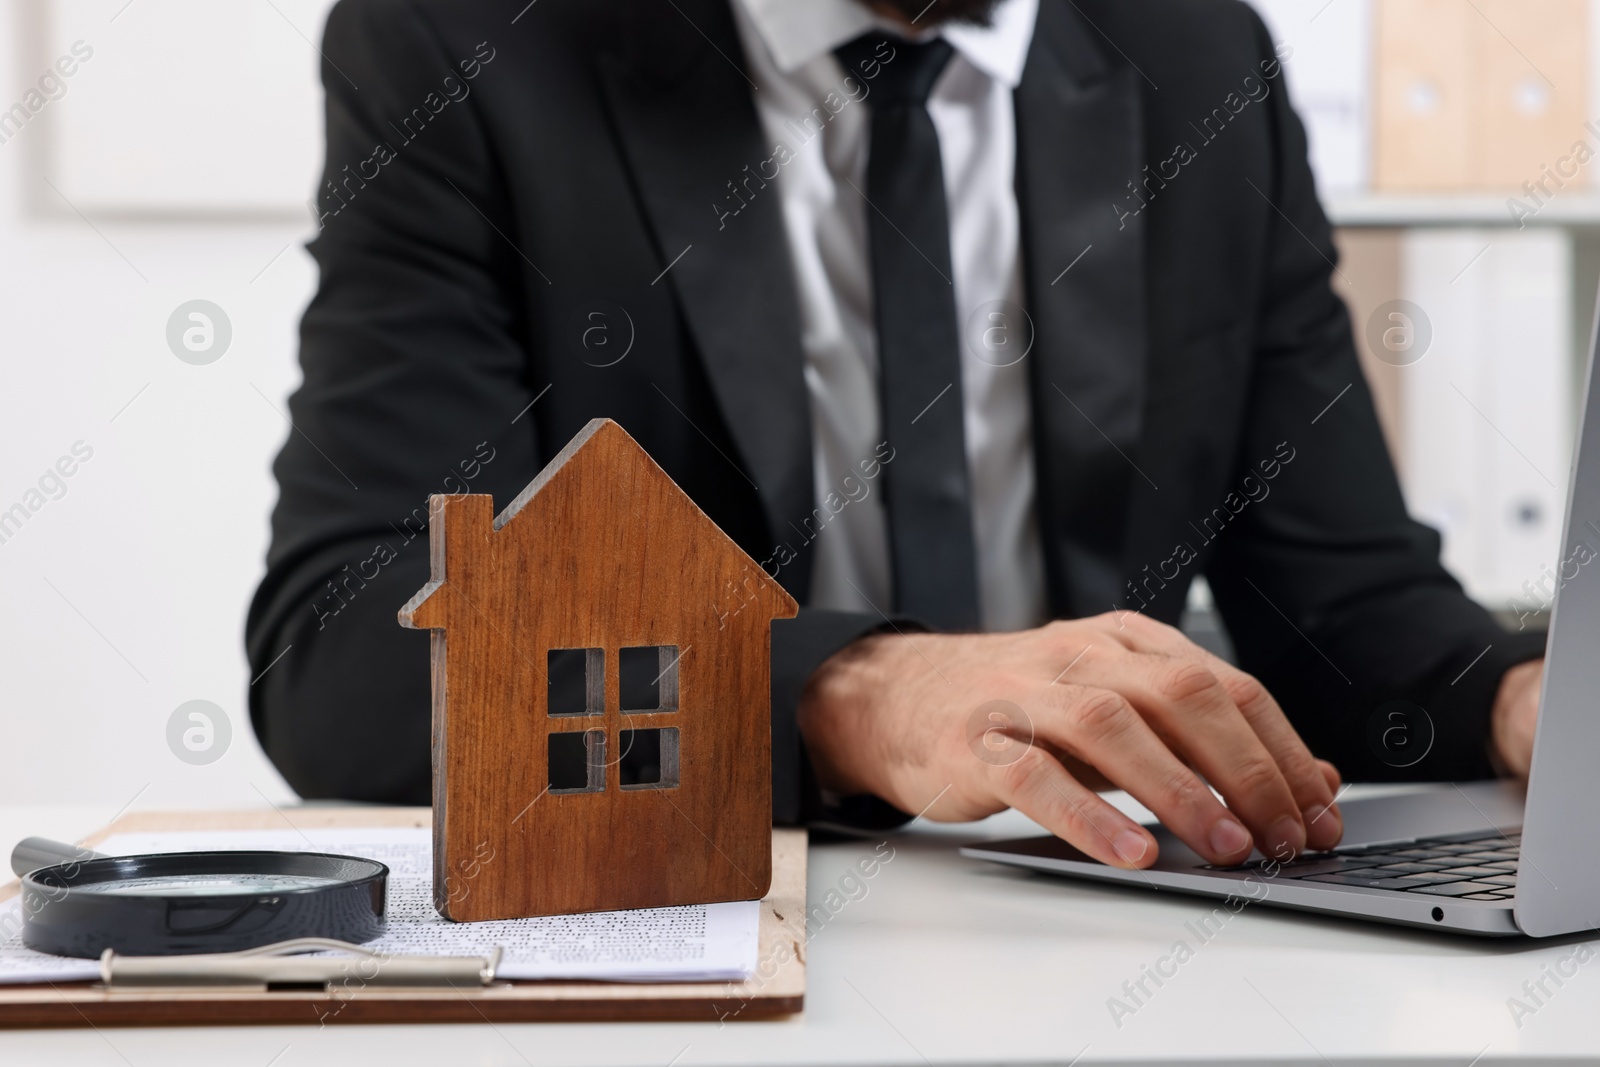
[1,795,1596,1065]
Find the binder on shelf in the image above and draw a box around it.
[1373,0,1474,191]
[1475,0,1589,189]
[1329,228,1406,468]
[1399,229,1573,606]
[1374,0,1589,193]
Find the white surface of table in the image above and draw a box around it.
[0,794,1596,1066]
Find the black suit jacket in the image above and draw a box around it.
[246,0,1546,821]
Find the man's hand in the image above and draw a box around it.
[798,613,1344,869]
[1491,658,1543,778]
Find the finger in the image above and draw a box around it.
[1105,620,1340,853]
[1204,661,1341,851]
[994,748,1158,868]
[1317,759,1340,794]
[1100,654,1307,860]
[1041,686,1255,865]
[1302,759,1344,849]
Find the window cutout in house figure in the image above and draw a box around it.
[548,647,603,717]
[548,728,606,793]
[619,645,679,713]
[620,727,679,789]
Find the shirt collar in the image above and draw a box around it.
[732,0,1039,89]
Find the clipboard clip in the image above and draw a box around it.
[100,938,503,992]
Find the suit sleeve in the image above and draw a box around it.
[1201,12,1548,782]
[247,0,896,821]
[248,0,554,803]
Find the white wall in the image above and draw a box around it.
[0,1,335,808]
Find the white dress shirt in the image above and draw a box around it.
[729,0,1048,632]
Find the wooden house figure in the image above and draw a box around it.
[399,419,797,921]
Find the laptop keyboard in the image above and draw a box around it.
[1203,828,1520,901]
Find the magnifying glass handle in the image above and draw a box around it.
[11,837,104,878]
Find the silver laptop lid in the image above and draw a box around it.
[1517,287,1600,937]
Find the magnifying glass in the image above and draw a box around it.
[10,837,388,959]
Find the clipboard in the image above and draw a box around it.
[0,808,805,1027]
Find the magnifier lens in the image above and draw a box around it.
[17,848,389,956]
[71,873,346,896]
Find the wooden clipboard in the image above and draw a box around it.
[0,808,805,1028]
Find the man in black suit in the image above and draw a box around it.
[248,0,1547,869]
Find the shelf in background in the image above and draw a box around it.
[1327,192,1600,228]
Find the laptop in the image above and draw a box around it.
[962,297,1600,939]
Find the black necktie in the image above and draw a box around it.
[835,33,981,630]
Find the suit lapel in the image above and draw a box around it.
[597,0,817,599]
[1016,0,1149,617]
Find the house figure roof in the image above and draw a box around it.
[400,418,797,920]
